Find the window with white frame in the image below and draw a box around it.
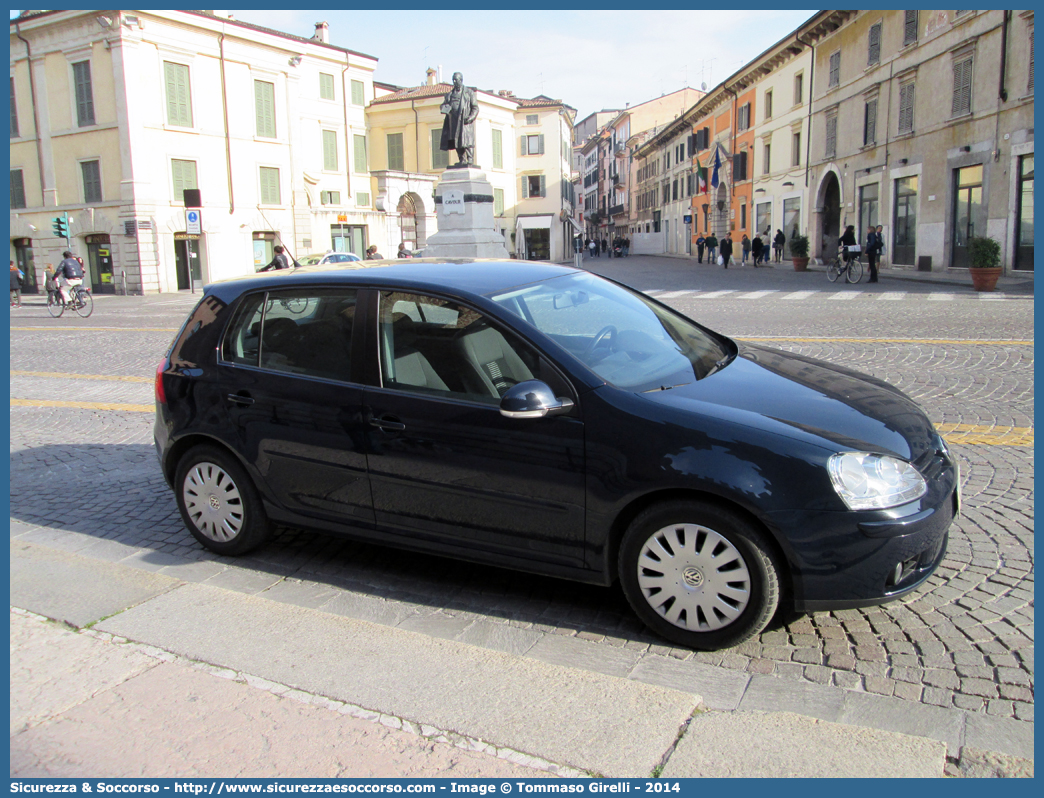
[522,174,546,198]
[521,134,544,156]
[259,166,280,205]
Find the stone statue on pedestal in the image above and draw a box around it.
[439,72,478,167]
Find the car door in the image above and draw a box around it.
[362,289,586,568]
[217,287,374,527]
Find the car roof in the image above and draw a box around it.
[206,259,582,303]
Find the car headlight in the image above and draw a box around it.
[828,452,927,511]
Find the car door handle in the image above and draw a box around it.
[370,415,405,431]
[226,393,255,406]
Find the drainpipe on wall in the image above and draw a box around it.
[412,98,420,173]
[15,23,46,209]
[999,10,1010,102]
[218,32,234,214]
[795,30,815,188]
[723,84,738,200]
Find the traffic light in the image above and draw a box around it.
[52,215,69,239]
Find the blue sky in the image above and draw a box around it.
[9,9,814,121]
[233,9,815,119]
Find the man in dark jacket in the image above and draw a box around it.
[751,233,764,266]
[866,225,880,283]
[56,250,84,303]
[695,233,706,263]
[719,234,733,268]
[261,245,291,272]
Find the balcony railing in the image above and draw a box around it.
[609,203,627,217]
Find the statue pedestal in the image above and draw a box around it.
[423,166,510,259]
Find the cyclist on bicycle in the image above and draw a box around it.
[56,251,84,304]
[838,225,858,264]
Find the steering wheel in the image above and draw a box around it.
[585,325,618,359]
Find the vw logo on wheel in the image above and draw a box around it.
[683,566,704,587]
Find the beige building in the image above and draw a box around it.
[9,10,378,293]
[364,71,519,256]
[513,96,577,262]
[803,9,1034,273]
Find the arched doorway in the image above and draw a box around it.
[817,172,841,259]
[397,193,417,252]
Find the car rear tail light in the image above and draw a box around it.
[155,360,167,404]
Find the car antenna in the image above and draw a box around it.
[255,204,300,267]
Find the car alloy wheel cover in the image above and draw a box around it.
[636,523,752,632]
[182,461,245,542]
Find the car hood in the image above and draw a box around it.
[642,342,937,461]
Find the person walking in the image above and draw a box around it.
[866,225,880,283]
[875,225,886,270]
[10,261,24,308]
[705,232,718,264]
[43,264,56,303]
[773,229,786,262]
[751,233,764,267]
[695,233,706,263]
[741,234,751,265]
[623,237,630,257]
[601,238,608,257]
[589,238,598,258]
[720,234,733,268]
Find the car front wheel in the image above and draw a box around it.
[174,445,271,556]
[619,500,782,650]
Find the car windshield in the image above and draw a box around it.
[490,272,732,392]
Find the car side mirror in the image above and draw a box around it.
[499,380,574,419]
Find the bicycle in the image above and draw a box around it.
[265,296,308,314]
[47,283,94,318]
[827,246,863,284]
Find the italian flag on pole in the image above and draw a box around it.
[696,158,708,194]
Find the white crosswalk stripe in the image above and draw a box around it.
[828,292,862,300]
[782,291,817,300]
[927,293,955,301]
[877,292,907,300]
[739,291,776,299]
[653,290,690,299]
[693,290,735,299]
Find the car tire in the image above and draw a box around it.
[619,500,782,650]
[174,445,271,556]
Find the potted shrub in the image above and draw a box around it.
[968,236,1002,292]
[789,233,810,271]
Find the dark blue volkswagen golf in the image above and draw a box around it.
[155,260,958,650]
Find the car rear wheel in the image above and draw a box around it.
[619,500,782,650]
[175,445,271,556]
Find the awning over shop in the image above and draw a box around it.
[566,216,583,235]
[515,214,554,230]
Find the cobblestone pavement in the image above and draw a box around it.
[8,271,1033,724]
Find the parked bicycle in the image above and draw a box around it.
[827,245,863,284]
[47,283,94,318]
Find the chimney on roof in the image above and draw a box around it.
[426,68,437,86]
[313,21,329,43]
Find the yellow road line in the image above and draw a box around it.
[11,399,153,412]
[741,338,1033,346]
[11,370,151,383]
[936,423,1033,447]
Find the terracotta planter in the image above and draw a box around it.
[970,267,1002,292]
[792,257,810,271]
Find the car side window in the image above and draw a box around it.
[222,289,357,383]
[378,291,562,405]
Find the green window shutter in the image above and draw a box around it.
[81,160,102,203]
[320,73,335,100]
[323,129,338,170]
[351,79,365,106]
[73,61,95,127]
[172,159,198,199]
[537,134,544,155]
[431,128,448,169]
[387,133,404,171]
[10,169,26,208]
[10,77,18,138]
[164,62,192,127]
[353,135,367,174]
[521,176,529,198]
[492,129,503,169]
[260,166,280,204]
[356,191,370,206]
[255,80,275,138]
[520,136,526,157]
[538,174,546,197]
[494,187,504,216]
